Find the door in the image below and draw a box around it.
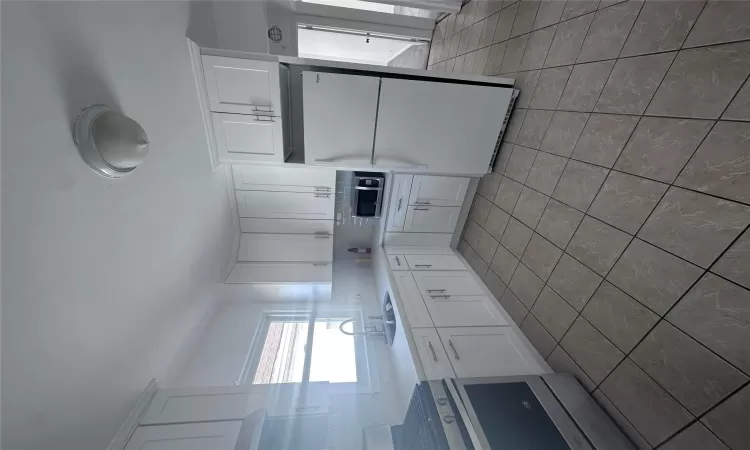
[374,78,514,174]
[412,271,485,297]
[387,254,410,271]
[404,206,460,233]
[238,233,333,262]
[386,174,414,232]
[392,272,433,328]
[438,327,546,377]
[409,176,469,207]
[302,71,379,167]
[236,190,334,220]
[141,386,261,424]
[411,328,455,380]
[212,113,284,163]
[225,262,332,284]
[202,56,281,115]
[233,166,335,192]
[404,254,466,271]
[424,296,508,327]
[125,422,242,450]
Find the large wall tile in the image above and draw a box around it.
[637,187,750,268]
[595,52,676,115]
[503,107,525,143]
[701,384,750,450]
[465,245,490,276]
[525,151,567,195]
[509,261,545,307]
[504,144,538,182]
[566,216,632,276]
[545,13,595,67]
[485,41,507,74]
[668,273,750,374]
[646,42,750,119]
[600,359,693,447]
[491,242,520,283]
[547,346,597,391]
[684,0,750,48]
[552,160,610,211]
[660,422,730,450]
[493,142,513,174]
[514,70,541,108]
[483,269,508,300]
[561,317,625,383]
[631,321,748,416]
[588,171,668,234]
[469,193,492,225]
[500,34,530,73]
[533,0,566,30]
[516,110,554,149]
[576,1,643,63]
[485,204,511,242]
[478,172,503,199]
[561,0,600,21]
[558,60,616,112]
[614,117,713,183]
[501,216,535,257]
[621,0,705,57]
[510,0,541,37]
[521,313,557,357]
[464,218,484,248]
[548,253,603,311]
[591,390,652,449]
[582,281,658,353]
[479,12,500,48]
[572,113,639,167]
[541,111,590,157]
[476,228,500,263]
[494,175,524,213]
[530,66,572,109]
[607,238,703,315]
[499,288,529,324]
[532,286,577,339]
[536,199,585,248]
[723,80,750,121]
[676,121,750,204]
[712,229,750,290]
[522,233,563,280]
[513,186,550,228]
[493,2,519,43]
[520,26,558,71]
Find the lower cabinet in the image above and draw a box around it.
[412,271,485,297]
[411,328,456,380]
[238,233,333,263]
[437,327,546,378]
[403,205,460,233]
[424,296,508,327]
[212,112,285,164]
[225,262,332,284]
[140,386,263,425]
[125,421,242,450]
[404,254,465,271]
[387,254,410,271]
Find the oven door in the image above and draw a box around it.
[445,377,593,450]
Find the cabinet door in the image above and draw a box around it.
[412,271,485,297]
[225,262,332,284]
[404,206,460,233]
[212,112,284,163]
[392,272,433,328]
[387,254,410,271]
[437,327,546,378]
[374,78,514,174]
[238,234,333,262]
[240,218,334,235]
[384,246,455,255]
[411,328,456,380]
[302,71,379,167]
[233,166,335,192]
[386,174,414,232]
[141,386,261,424]
[424,296,508,327]
[404,254,466,271]
[125,422,242,450]
[409,176,469,207]
[237,190,334,220]
[202,56,281,115]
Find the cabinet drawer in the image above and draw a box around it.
[424,295,508,327]
[238,233,332,262]
[125,421,242,450]
[232,166,335,192]
[386,174,413,232]
[392,272,433,328]
[212,112,284,164]
[404,206,460,233]
[404,254,465,271]
[240,218,334,235]
[225,262,332,284]
[237,190,334,220]
[412,271,485,297]
[409,176,469,207]
[140,386,260,424]
[411,328,455,380]
[384,246,455,255]
[202,56,280,115]
[387,254,410,271]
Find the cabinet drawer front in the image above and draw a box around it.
[387,254,410,271]
[141,386,257,424]
[392,272,433,328]
[404,206,460,233]
[238,233,332,262]
[226,262,332,284]
[384,246,455,255]
[126,422,242,450]
[413,271,485,296]
[213,113,283,163]
[404,254,465,271]
[386,174,413,232]
[411,328,455,380]
[240,218,334,235]
[424,296,508,327]
[203,56,280,115]
[409,176,469,207]
[233,166,335,192]
[237,190,334,220]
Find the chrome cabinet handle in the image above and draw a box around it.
[428,341,438,362]
[395,256,401,266]
[431,295,451,299]
[295,406,320,411]
[413,207,430,211]
[426,289,445,293]
[314,232,331,239]
[414,201,431,205]
[312,262,328,266]
[414,264,432,268]
[397,197,403,212]
[313,193,331,198]
[253,115,276,122]
[448,339,460,360]
[314,187,331,192]
[252,105,273,113]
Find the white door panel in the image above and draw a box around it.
[411,328,455,380]
[392,272,433,328]
[202,56,280,115]
[212,113,284,163]
[412,271,485,297]
[409,176,469,207]
[424,296,508,327]
[125,422,242,450]
[238,234,333,262]
[236,190,334,220]
[404,206,460,233]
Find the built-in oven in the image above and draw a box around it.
[397,375,635,450]
[352,172,385,218]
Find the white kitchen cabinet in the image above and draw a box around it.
[140,386,264,424]
[404,254,466,271]
[384,246,455,255]
[240,218,334,235]
[212,112,285,163]
[225,262,332,284]
[437,327,546,378]
[232,166,335,193]
[409,176,469,207]
[125,422,242,450]
[392,272,433,328]
[424,296,508,327]
[412,271,485,297]
[387,254,410,271]
[265,382,329,417]
[386,174,414,232]
[411,328,456,380]
[383,232,453,247]
[238,233,332,262]
[374,78,514,174]
[237,190,334,220]
[303,71,379,168]
[403,206,460,233]
[202,56,281,116]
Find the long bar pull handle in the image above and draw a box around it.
[395,256,401,267]
[448,339,460,360]
[426,289,445,293]
[430,295,451,299]
[413,207,430,211]
[428,341,438,362]
[414,264,432,268]
[414,201,431,205]
[397,197,403,212]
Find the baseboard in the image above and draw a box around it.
[107,379,159,450]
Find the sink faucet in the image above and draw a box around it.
[339,317,386,337]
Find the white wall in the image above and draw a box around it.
[213,0,270,53]
[298,28,414,65]
[0,2,241,449]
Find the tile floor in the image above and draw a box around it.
[428,1,750,449]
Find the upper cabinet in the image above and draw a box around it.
[302,71,380,168]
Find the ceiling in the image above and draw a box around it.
[298,27,414,65]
